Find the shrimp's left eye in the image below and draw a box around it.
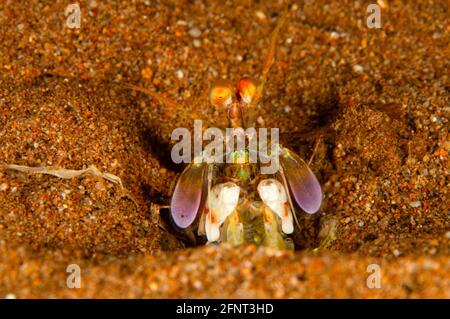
[236,77,256,104]
[209,80,233,109]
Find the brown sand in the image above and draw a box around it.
[0,0,448,298]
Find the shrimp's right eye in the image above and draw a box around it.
[209,80,233,109]
[236,77,256,105]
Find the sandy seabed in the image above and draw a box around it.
[0,1,448,298]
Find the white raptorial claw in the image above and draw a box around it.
[205,182,240,242]
[257,179,293,234]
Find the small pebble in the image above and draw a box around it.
[193,280,202,289]
[377,0,388,9]
[95,182,105,191]
[430,115,439,122]
[255,10,266,21]
[409,201,422,208]
[141,67,153,80]
[188,27,201,38]
[353,64,364,73]
[330,31,339,40]
[257,116,265,125]
[175,69,184,79]
[149,282,158,291]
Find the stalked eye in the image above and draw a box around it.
[236,77,256,104]
[209,80,233,109]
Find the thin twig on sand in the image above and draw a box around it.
[2,164,139,208]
